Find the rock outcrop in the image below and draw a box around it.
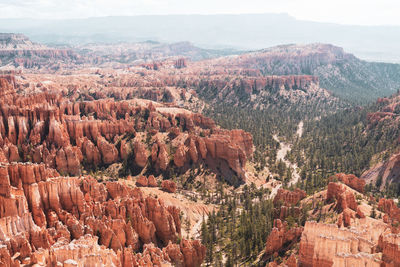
[162,180,177,193]
[378,198,400,223]
[326,182,358,212]
[333,173,365,193]
[264,219,303,257]
[136,175,149,187]
[273,188,306,206]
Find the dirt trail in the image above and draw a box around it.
[297,121,304,138]
[270,121,303,197]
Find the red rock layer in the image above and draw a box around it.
[0,162,205,266]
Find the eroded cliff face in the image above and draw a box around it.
[0,162,205,266]
[299,221,386,267]
[87,64,337,111]
[0,75,253,183]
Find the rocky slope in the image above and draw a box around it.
[192,73,342,112]
[0,33,232,71]
[362,152,400,190]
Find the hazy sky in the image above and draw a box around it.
[0,0,399,26]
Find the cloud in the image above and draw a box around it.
[0,0,399,26]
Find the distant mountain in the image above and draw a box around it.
[219,43,400,102]
[2,33,400,103]
[0,33,79,70]
[77,41,236,63]
[82,42,400,104]
[0,33,231,70]
[1,14,400,62]
[0,33,45,50]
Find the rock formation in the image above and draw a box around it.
[0,75,254,183]
[264,219,303,257]
[378,198,400,223]
[333,173,365,193]
[162,180,177,193]
[0,162,205,266]
[326,182,358,212]
[298,220,395,267]
[273,188,306,206]
[136,175,149,187]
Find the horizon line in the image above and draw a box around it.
[0,13,399,27]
